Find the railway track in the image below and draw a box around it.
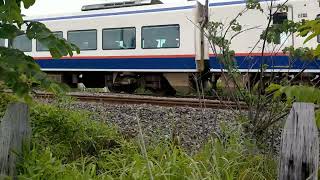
[35,92,247,109]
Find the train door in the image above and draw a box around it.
[272,7,294,48]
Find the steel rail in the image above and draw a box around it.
[34,92,248,109]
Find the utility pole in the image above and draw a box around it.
[195,0,209,72]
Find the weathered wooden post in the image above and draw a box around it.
[279,103,319,180]
[0,103,31,178]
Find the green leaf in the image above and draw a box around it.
[0,24,22,39]
[22,0,35,9]
[23,94,33,104]
[303,33,317,44]
[314,44,320,57]
[3,0,23,24]
[266,83,282,93]
[316,110,320,129]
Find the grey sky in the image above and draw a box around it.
[22,0,105,16]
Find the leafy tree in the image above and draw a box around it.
[0,0,79,101]
[204,0,320,137]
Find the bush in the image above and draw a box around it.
[16,101,125,179]
[0,93,17,118]
[29,103,123,162]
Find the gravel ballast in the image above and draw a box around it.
[65,101,240,152]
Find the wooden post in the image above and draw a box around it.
[279,103,319,180]
[0,103,31,178]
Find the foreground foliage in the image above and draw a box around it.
[0,94,277,179]
[0,0,80,101]
[267,84,320,128]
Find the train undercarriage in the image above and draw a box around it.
[47,72,189,95]
[46,70,320,96]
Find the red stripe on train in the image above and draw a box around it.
[33,54,196,60]
[33,52,288,60]
[209,52,288,57]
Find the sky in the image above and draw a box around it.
[22,0,183,16]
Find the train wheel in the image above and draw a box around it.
[107,84,138,94]
[123,84,138,94]
[107,84,121,93]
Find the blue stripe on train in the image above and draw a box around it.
[36,57,197,70]
[35,56,320,71]
[210,56,320,70]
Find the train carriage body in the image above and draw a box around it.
[208,0,320,73]
[14,0,320,92]
[28,2,198,73]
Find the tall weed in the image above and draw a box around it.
[96,124,276,180]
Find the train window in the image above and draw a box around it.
[103,27,136,50]
[0,39,5,47]
[12,34,32,52]
[273,12,287,24]
[67,29,97,50]
[36,31,63,51]
[142,25,180,49]
[273,12,287,44]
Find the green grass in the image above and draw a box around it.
[0,93,277,180]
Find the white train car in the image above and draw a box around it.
[22,0,200,93]
[208,0,320,74]
[10,0,320,93]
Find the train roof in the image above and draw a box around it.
[25,0,293,22]
[25,0,194,22]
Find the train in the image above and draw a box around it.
[8,0,320,94]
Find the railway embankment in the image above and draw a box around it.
[1,92,279,179]
[38,95,281,153]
